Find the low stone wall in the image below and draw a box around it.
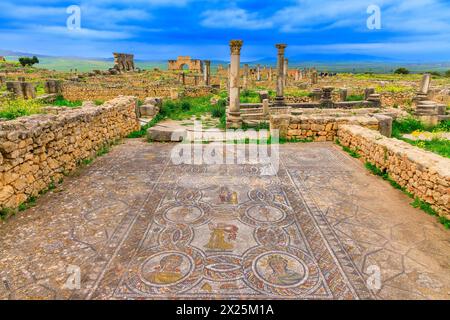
[0,96,140,210]
[337,125,450,219]
[270,114,379,142]
[62,82,216,101]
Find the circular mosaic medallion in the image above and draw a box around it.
[247,205,286,223]
[154,202,211,227]
[141,252,193,287]
[243,247,321,296]
[238,202,292,228]
[125,247,204,295]
[164,205,203,223]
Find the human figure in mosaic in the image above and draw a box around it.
[219,186,237,204]
[145,254,184,285]
[205,223,238,251]
[266,255,304,286]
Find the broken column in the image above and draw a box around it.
[275,44,287,106]
[6,81,23,98]
[263,99,270,117]
[283,58,289,86]
[179,73,186,85]
[311,71,318,85]
[203,60,211,86]
[311,88,322,102]
[320,87,334,108]
[257,64,261,81]
[6,81,36,99]
[295,69,300,81]
[415,73,431,102]
[339,88,348,101]
[44,80,62,94]
[227,40,243,129]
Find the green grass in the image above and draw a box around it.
[365,161,449,229]
[0,99,43,119]
[392,118,450,158]
[345,94,365,102]
[336,140,361,158]
[240,90,261,103]
[52,95,82,108]
[211,99,226,118]
[160,95,214,120]
[401,138,450,158]
[286,90,311,98]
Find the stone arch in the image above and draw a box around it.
[168,56,202,73]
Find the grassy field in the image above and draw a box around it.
[392,118,450,158]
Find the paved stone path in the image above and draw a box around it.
[0,140,449,300]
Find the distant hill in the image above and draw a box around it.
[1,49,449,73]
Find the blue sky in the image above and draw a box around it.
[0,0,449,62]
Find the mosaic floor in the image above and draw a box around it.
[0,140,449,300]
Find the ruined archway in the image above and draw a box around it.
[168,56,202,73]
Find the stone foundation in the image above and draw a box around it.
[270,114,379,141]
[337,125,450,219]
[0,96,140,210]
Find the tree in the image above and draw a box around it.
[394,67,410,75]
[445,70,450,77]
[18,56,39,67]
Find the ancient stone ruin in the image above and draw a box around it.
[168,56,203,73]
[44,79,63,94]
[6,81,36,99]
[113,53,135,72]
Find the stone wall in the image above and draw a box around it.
[337,125,449,219]
[62,82,215,101]
[270,114,379,141]
[0,96,140,210]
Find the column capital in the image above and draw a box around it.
[229,40,243,55]
[275,44,287,54]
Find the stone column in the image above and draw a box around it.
[311,88,322,102]
[257,64,261,81]
[179,73,186,85]
[339,88,348,101]
[283,58,289,86]
[268,67,273,81]
[22,82,36,99]
[275,44,287,106]
[6,81,23,98]
[419,73,431,94]
[295,69,300,81]
[311,71,318,85]
[227,40,243,129]
[243,64,249,89]
[45,80,62,94]
[262,99,270,117]
[203,60,211,86]
[320,86,334,108]
[415,73,431,102]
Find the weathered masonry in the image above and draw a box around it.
[0,96,140,210]
[113,53,135,72]
[168,56,203,73]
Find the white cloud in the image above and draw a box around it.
[201,8,273,30]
